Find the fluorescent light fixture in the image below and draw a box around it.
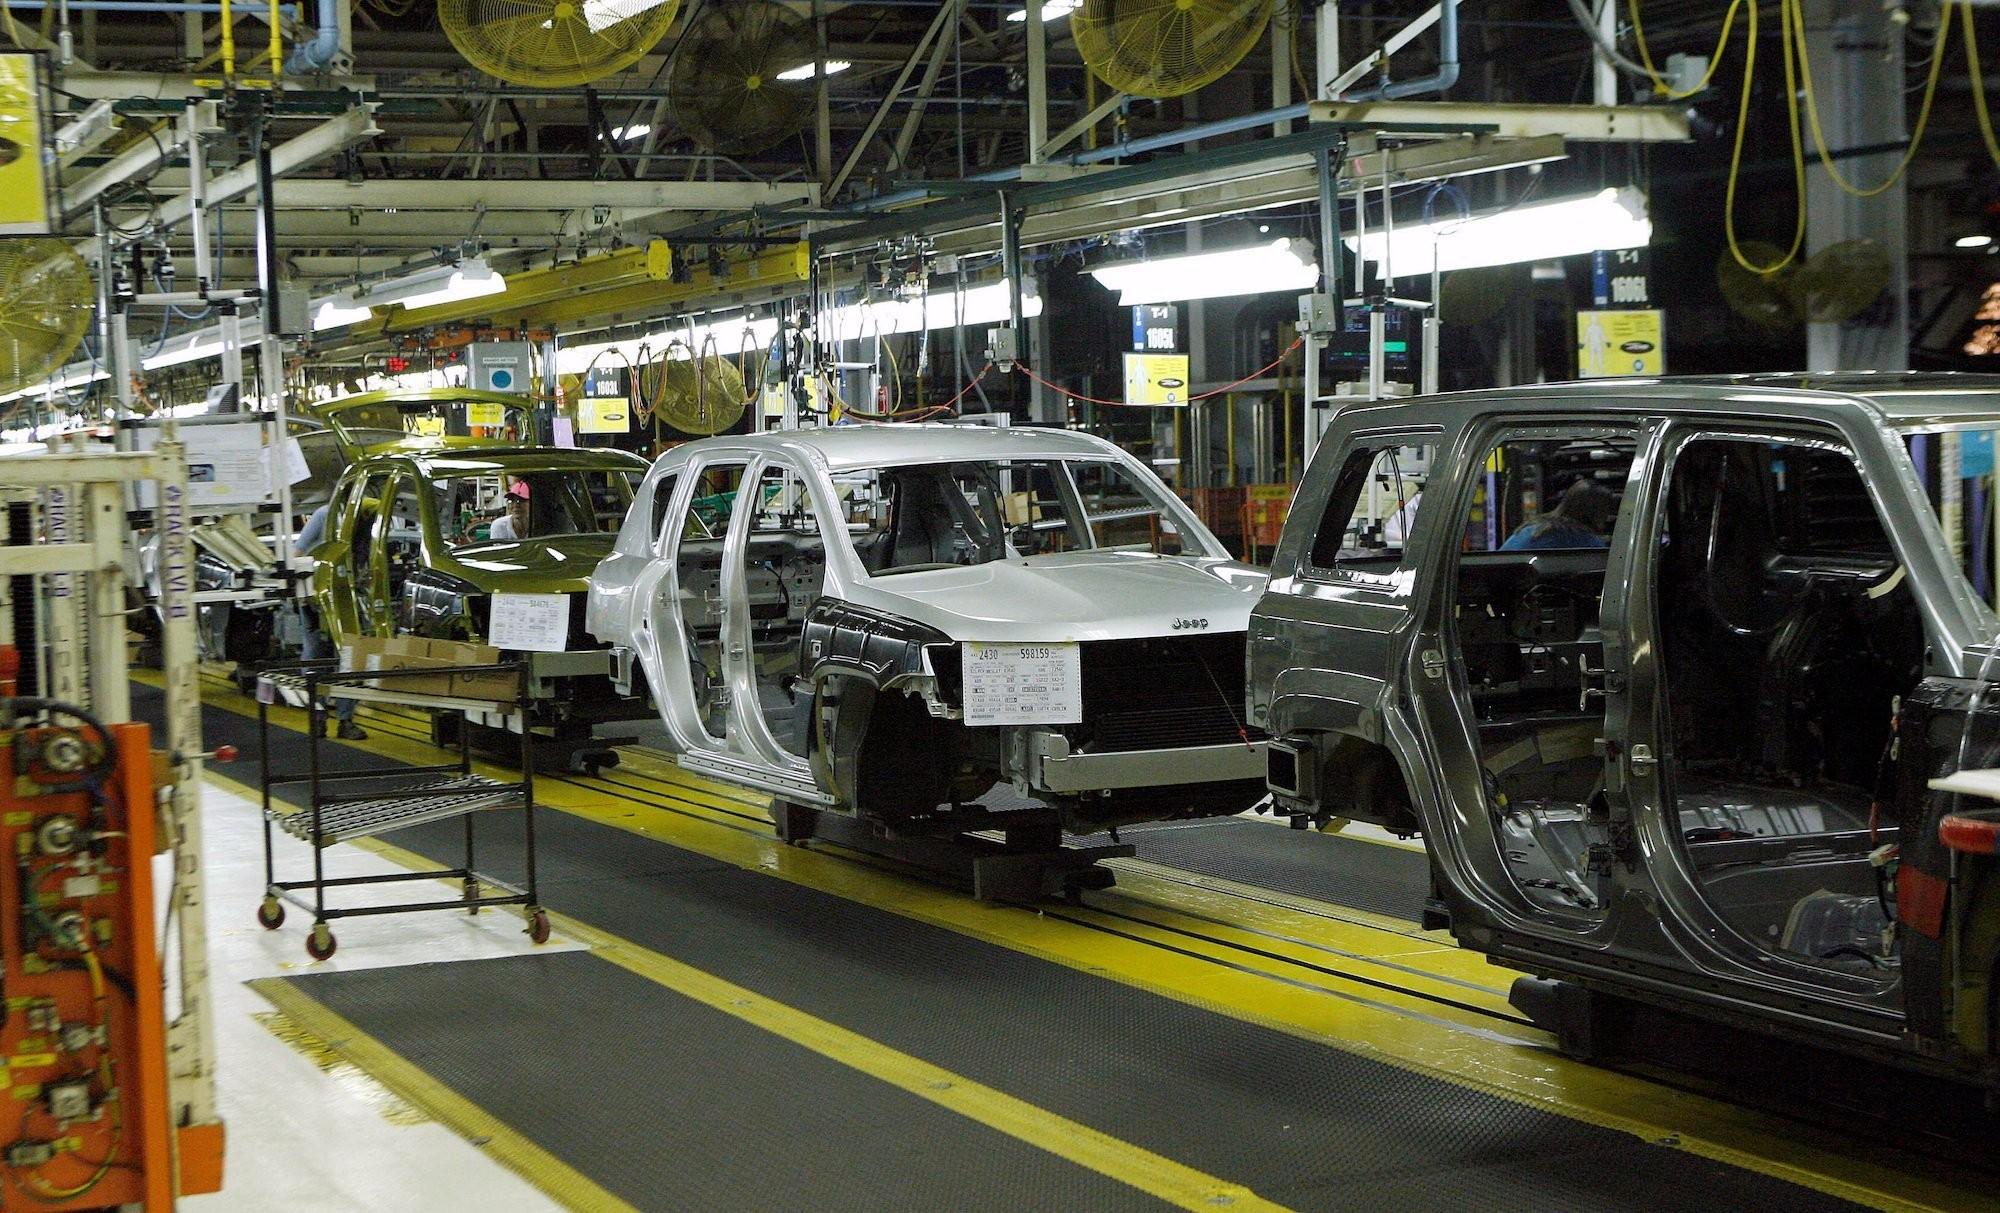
[608,123,652,141]
[1007,1,1080,21]
[311,295,373,331]
[1088,239,1318,306]
[580,0,674,34]
[1348,186,1652,278]
[1958,234,1994,250]
[818,279,1043,340]
[775,60,850,81]
[362,258,508,311]
[0,363,108,406]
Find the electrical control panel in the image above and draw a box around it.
[464,342,534,394]
[0,717,192,1209]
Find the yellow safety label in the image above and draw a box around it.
[11,1054,56,1069]
[10,1087,37,1103]
[3,812,30,827]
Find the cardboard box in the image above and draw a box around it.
[362,635,455,698]
[432,639,519,704]
[339,635,388,674]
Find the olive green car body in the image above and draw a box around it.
[309,446,649,648]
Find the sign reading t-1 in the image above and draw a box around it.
[1132,305,1179,352]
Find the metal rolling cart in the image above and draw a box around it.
[253,658,548,960]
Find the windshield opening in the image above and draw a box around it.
[1903,429,2000,624]
[438,468,638,548]
[840,458,1197,576]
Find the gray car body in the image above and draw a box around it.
[1249,373,2000,1070]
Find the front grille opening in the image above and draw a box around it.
[1077,633,1264,752]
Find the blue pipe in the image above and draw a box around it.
[285,0,340,73]
[1345,0,1460,101]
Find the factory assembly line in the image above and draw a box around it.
[14,0,2000,1208]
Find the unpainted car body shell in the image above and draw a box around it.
[1250,373,2000,1083]
[588,424,1269,825]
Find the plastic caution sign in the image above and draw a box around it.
[1576,309,1664,378]
[0,53,51,235]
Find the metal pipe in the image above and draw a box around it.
[1317,0,1341,97]
[284,0,340,73]
[218,0,234,80]
[1343,0,1458,101]
[1026,0,1048,163]
[184,109,211,290]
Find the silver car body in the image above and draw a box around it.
[588,423,1269,824]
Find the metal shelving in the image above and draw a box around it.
[254,659,550,959]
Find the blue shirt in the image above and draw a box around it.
[1498,520,1608,551]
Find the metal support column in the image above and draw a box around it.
[1802,0,1908,371]
[250,104,295,569]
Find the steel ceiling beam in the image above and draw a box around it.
[252,179,819,211]
[1306,99,1691,143]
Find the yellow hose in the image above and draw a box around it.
[1722,0,1808,275]
[1789,0,1951,198]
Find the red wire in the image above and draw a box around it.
[1009,336,1305,408]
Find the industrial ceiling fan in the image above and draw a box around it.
[1716,238,1893,331]
[440,0,680,88]
[0,239,94,399]
[666,1,817,157]
[1073,0,1273,99]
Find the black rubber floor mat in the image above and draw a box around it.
[174,684,1862,1211]
[281,951,1163,1213]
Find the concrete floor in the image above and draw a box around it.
[181,779,577,1212]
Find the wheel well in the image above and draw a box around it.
[1317,733,1420,835]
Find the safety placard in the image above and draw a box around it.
[465,401,506,427]
[579,396,631,433]
[1123,353,1191,406]
[1576,309,1664,378]
[962,641,1082,726]
[487,592,570,653]
[0,53,52,235]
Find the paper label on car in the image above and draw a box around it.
[487,592,571,653]
[962,641,1083,726]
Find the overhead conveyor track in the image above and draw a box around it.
[137,670,2000,1213]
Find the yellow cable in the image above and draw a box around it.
[1789,0,1951,197]
[1723,0,1808,274]
[1628,0,1743,100]
[1962,2,2000,168]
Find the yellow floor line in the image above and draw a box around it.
[172,674,1987,1213]
[247,978,640,1213]
[222,774,1292,1213]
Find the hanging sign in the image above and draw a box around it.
[0,53,52,235]
[1576,309,1664,378]
[1591,248,1651,307]
[1131,305,1179,352]
[579,396,631,434]
[1123,352,1191,406]
[465,400,506,427]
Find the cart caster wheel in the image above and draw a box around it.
[526,910,552,945]
[306,924,337,961]
[257,898,285,930]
